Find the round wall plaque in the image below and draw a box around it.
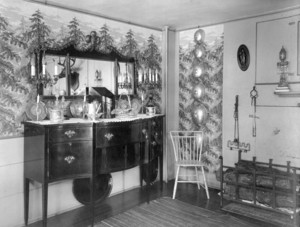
[237,44,250,71]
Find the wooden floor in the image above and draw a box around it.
[27,180,276,227]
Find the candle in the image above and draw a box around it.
[37,94,40,103]
[153,71,155,83]
[54,64,58,75]
[31,64,35,77]
[152,71,154,82]
[138,71,141,82]
[155,70,158,82]
[83,95,86,102]
[42,64,46,75]
[141,93,144,101]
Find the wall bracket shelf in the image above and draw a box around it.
[274,91,300,96]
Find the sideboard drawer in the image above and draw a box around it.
[49,126,92,142]
[96,122,143,147]
[96,126,130,147]
[49,141,92,180]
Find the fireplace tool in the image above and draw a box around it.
[249,86,259,137]
[227,95,250,155]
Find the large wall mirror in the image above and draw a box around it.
[37,34,136,98]
[43,55,135,97]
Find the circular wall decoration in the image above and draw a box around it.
[194,46,206,59]
[192,84,204,99]
[194,29,205,43]
[192,104,207,125]
[193,65,203,77]
[237,44,250,71]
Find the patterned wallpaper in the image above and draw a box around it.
[179,25,224,176]
[0,0,162,138]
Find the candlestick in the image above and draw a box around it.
[42,64,46,75]
[54,64,58,75]
[31,64,35,77]
[138,71,142,82]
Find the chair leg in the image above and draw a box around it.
[195,167,200,189]
[172,166,180,199]
[201,166,210,199]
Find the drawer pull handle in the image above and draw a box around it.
[105,133,114,141]
[65,130,76,138]
[64,155,75,164]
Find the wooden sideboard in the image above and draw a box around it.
[23,115,164,227]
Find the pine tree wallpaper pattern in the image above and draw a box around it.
[179,28,223,174]
[0,6,162,138]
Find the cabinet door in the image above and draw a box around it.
[96,143,141,173]
[150,117,163,160]
[49,141,92,180]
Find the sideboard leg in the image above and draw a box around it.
[90,177,94,227]
[24,178,30,226]
[42,182,48,227]
[159,155,163,191]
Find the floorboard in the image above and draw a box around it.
[26,180,278,227]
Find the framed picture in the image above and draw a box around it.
[237,44,250,71]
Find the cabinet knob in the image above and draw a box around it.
[104,133,114,141]
[64,155,75,164]
[65,130,76,138]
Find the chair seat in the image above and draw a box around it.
[176,160,205,166]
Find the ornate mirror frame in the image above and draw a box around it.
[35,33,136,97]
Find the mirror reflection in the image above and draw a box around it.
[43,55,134,96]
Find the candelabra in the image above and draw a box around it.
[275,46,290,93]
[117,72,132,89]
[117,61,133,90]
[30,48,59,95]
[137,68,159,89]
